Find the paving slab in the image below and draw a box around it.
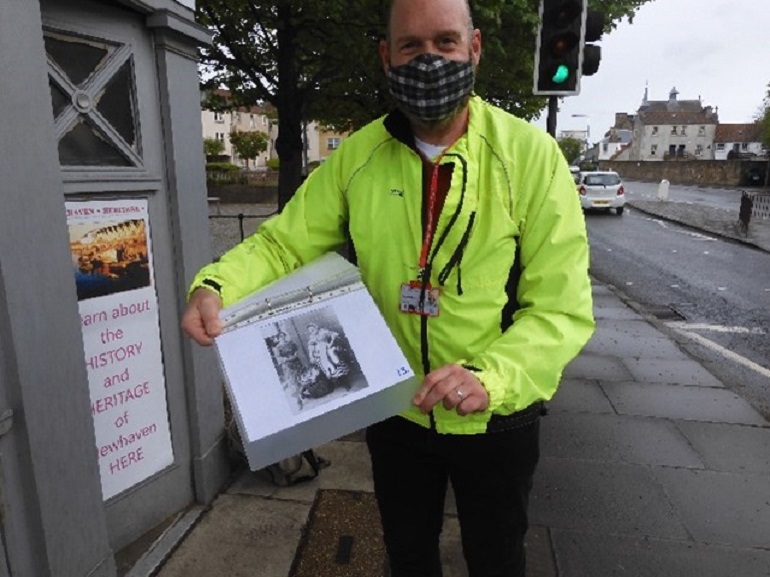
[562,353,633,382]
[593,318,671,340]
[548,379,615,414]
[541,413,705,469]
[155,494,309,577]
[622,357,724,386]
[436,520,556,577]
[653,467,770,549]
[591,299,641,321]
[438,516,467,577]
[550,529,770,577]
[675,421,770,474]
[601,382,768,425]
[583,329,691,360]
[530,458,688,540]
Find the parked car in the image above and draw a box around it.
[576,171,626,215]
[744,166,766,187]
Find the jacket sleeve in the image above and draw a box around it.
[188,153,350,307]
[462,138,595,414]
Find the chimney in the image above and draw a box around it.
[669,87,679,102]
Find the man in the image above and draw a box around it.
[182,0,594,575]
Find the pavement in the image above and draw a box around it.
[127,193,770,577]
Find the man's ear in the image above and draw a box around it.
[379,39,390,73]
[471,29,482,67]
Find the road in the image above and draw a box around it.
[585,184,770,419]
[624,179,745,211]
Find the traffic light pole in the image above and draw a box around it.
[546,95,558,137]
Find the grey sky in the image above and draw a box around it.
[533,0,768,141]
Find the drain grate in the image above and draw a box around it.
[646,305,686,321]
[289,490,386,577]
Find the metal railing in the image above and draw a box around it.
[208,206,279,258]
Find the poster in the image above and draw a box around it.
[66,199,174,501]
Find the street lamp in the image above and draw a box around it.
[571,113,590,147]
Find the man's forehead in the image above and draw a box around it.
[392,26,465,41]
[389,0,471,31]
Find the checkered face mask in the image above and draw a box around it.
[387,53,475,124]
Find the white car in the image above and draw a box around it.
[576,171,626,215]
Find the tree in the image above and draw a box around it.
[203,137,225,158]
[755,82,770,187]
[758,83,770,151]
[198,0,652,207]
[230,130,269,169]
[557,137,583,165]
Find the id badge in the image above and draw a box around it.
[400,281,440,317]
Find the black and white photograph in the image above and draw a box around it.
[261,306,368,414]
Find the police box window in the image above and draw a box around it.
[45,30,141,168]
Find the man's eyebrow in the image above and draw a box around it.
[394,29,463,43]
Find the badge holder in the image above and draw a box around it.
[400,281,440,317]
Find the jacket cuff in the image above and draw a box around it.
[187,276,223,302]
[462,364,505,413]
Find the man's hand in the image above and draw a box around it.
[181,288,224,346]
[413,363,489,416]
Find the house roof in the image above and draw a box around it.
[639,104,718,126]
[637,87,718,126]
[714,123,763,143]
[605,129,632,144]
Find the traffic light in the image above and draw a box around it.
[533,0,586,96]
[581,9,605,77]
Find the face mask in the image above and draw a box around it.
[387,53,475,124]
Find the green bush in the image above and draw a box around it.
[206,162,240,173]
[266,158,280,170]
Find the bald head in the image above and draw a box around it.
[386,0,474,41]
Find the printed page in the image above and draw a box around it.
[214,253,417,470]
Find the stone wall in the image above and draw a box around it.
[600,159,768,188]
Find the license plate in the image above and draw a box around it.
[593,200,609,206]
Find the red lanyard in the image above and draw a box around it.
[418,155,445,270]
[415,126,465,273]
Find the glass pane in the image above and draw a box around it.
[96,60,136,148]
[44,35,109,87]
[49,77,70,118]
[59,117,131,167]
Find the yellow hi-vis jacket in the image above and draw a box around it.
[190,96,595,434]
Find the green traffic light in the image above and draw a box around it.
[552,64,570,84]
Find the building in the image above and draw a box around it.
[1,1,230,575]
[617,87,719,161]
[200,92,349,170]
[598,127,633,161]
[713,123,767,160]
[201,90,275,168]
[558,128,589,148]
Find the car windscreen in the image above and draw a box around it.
[584,174,620,186]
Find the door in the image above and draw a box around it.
[41,0,195,550]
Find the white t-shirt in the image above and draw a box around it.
[414,137,447,161]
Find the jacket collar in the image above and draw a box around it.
[383,97,479,153]
[383,108,418,150]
